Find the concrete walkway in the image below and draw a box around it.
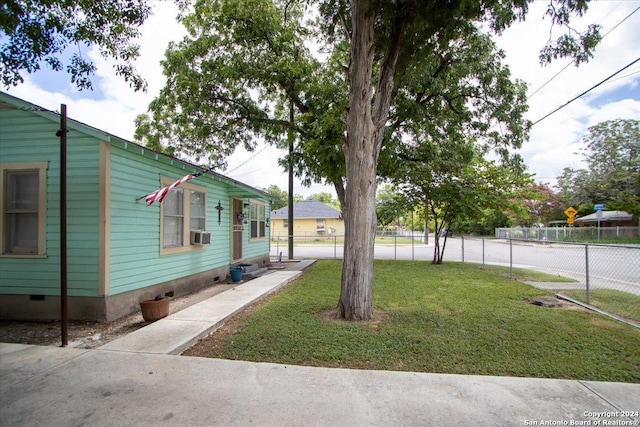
[1,259,639,426]
[98,261,312,355]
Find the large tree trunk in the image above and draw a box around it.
[337,0,376,320]
[337,0,404,320]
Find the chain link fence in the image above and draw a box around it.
[270,231,431,261]
[269,233,639,325]
[457,237,640,325]
[495,226,639,241]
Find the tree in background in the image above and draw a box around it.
[395,141,533,264]
[556,119,640,216]
[513,182,564,226]
[266,185,289,210]
[307,192,340,209]
[375,184,407,232]
[556,167,592,214]
[460,209,513,236]
[134,0,319,168]
[1,0,152,91]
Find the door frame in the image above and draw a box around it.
[231,197,244,262]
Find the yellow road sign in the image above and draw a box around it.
[567,216,575,225]
[564,206,578,217]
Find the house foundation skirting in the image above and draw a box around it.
[0,254,270,322]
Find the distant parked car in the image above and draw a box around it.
[439,229,452,237]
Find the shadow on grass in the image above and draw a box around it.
[184,260,640,383]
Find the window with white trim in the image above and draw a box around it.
[249,201,266,240]
[1,162,47,257]
[163,187,184,247]
[160,179,206,254]
[190,190,206,231]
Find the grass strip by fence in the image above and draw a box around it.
[480,264,577,283]
[556,289,640,324]
[185,260,640,383]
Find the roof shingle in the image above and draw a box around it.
[270,199,342,219]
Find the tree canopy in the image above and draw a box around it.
[1,0,152,91]
[134,0,319,168]
[556,119,640,216]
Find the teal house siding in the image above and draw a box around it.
[0,107,58,295]
[107,145,240,296]
[0,100,101,298]
[0,92,271,321]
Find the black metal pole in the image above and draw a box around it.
[57,104,68,347]
[287,103,294,260]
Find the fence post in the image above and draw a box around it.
[461,236,465,263]
[412,231,415,261]
[276,235,280,257]
[482,238,485,268]
[585,244,590,304]
[394,234,397,260]
[509,238,513,279]
[334,234,337,259]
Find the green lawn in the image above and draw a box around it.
[557,289,640,324]
[186,260,640,383]
[480,264,578,283]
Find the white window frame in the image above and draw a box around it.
[159,178,207,255]
[0,162,47,257]
[249,200,266,241]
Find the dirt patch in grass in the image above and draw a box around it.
[182,314,245,358]
[527,296,588,312]
[317,308,390,328]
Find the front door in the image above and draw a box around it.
[231,198,244,261]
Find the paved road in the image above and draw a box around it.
[270,238,640,296]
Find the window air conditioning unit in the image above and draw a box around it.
[190,231,211,245]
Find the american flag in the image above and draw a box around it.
[145,174,194,206]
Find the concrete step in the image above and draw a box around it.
[242,267,273,279]
[234,263,259,273]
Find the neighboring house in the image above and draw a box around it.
[575,210,637,227]
[0,92,271,321]
[574,210,638,238]
[270,199,344,238]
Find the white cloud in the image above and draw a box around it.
[586,98,640,125]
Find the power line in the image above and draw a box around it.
[531,56,640,126]
[225,143,271,174]
[527,4,640,99]
[607,68,640,84]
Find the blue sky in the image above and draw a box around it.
[4,1,640,195]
